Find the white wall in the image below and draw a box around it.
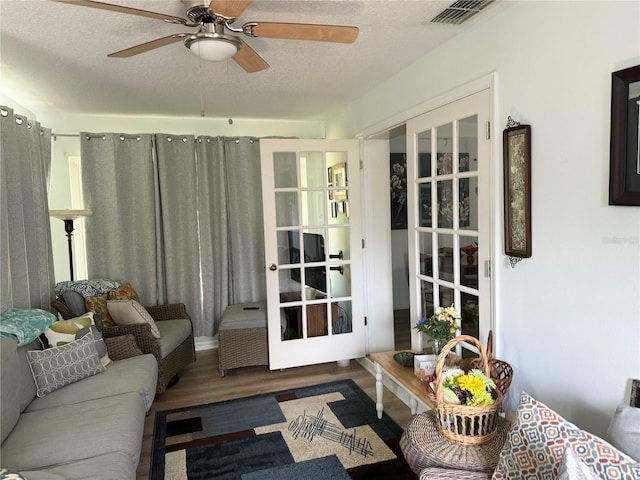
[38,113,325,283]
[327,1,640,437]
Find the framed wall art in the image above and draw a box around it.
[609,64,640,206]
[333,162,348,201]
[503,117,532,266]
[390,153,407,229]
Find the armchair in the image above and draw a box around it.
[51,297,195,394]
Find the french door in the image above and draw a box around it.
[260,139,364,370]
[406,90,492,355]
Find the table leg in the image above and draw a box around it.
[375,362,384,419]
[410,397,418,415]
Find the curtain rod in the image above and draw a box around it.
[52,133,261,143]
[52,133,80,140]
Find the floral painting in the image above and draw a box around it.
[390,153,407,229]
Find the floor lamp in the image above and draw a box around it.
[49,209,92,281]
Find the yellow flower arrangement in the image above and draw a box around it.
[431,368,496,407]
[414,305,460,343]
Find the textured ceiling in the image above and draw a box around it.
[0,0,502,120]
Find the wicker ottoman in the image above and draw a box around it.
[218,301,268,377]
[400,410,511,476]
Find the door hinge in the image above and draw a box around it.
[364,316,368,326]
[360,159,364,170]
[486,121,491,140]
[484,259,491,277]
[362,238,365,248]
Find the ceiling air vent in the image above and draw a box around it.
[430,0,495,25]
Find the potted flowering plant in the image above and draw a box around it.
[431,368,496,406]
[415,305,460,354]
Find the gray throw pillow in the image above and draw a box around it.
[26,331,105,397]
[607,405,640,461]
[62,290,89,316]
[75,325,112,367]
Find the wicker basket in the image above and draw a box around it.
[459,331,513,396]
[434,335,503,446]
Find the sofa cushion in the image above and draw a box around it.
[19,451,136,480]
[75,325,111,366]
[492,392,640,480]
[607,405,640,461]
[0,392,145,471]
[17,339,43,411]
[43,313,94,347]
[156,319,192,359]
[26,331,105,397]
[1,338,20,443]
[107,299,160,338]
[26,353,158,413]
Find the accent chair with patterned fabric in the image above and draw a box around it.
[51,280,196,394]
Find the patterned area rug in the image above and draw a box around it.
[150,379,417,479]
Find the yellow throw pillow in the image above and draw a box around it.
[44,312,94,347]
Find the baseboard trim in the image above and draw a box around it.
[195,336,217,351]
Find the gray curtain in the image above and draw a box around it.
[224,138,266,304]
[0,106,55,311]
[80,133,265,337]
[195,137,230,336]
[154,134,203,333]
[80,134,164,305]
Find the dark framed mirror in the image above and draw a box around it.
[609,64,640,205]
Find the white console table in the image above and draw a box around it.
[369,351,435,419]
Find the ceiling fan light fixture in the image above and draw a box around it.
[184,33,241,62]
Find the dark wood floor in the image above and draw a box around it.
[136,346,414,479]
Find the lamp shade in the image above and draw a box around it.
[49,209,92,220]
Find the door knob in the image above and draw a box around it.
[269,264,277,271]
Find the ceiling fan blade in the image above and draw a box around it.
[233,40,269,73]
[247,22,358,43]
[52,0,187,24]
[108,35,186,58]
[208,0,252,19]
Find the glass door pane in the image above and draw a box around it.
[406,90,491,355]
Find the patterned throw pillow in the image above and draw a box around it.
[107,283,141,303]
[44,313,94,347]
[85,293,112,328]
[26,331,105,397]
[107,299,161,338]
[492,392,640,480]
[86,283,142,329]
[558,447,599,480]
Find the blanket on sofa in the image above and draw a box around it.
[0,308,55,346]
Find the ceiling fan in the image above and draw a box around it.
[53,0,359,73]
